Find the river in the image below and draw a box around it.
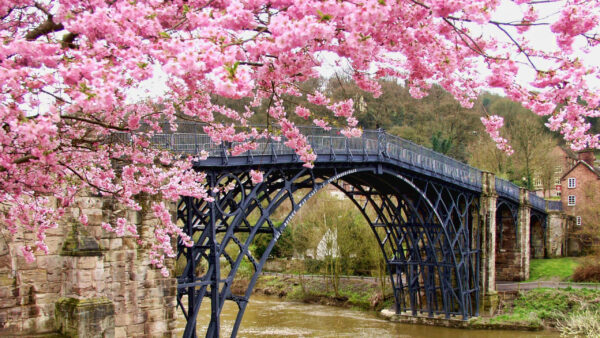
[177,294,560,337]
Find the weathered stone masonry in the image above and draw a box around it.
[477,172,570,314]
[0,195,179,337]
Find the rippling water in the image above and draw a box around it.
[177,295,560,337]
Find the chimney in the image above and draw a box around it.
[578,150,596,166]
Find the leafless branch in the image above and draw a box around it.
[61,115,130,131]
[492,22,539,71]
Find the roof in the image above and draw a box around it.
[560,160,600,180]
[559,145,578,160]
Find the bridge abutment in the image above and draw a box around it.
[55,221,114,337]
[0,195,179,337]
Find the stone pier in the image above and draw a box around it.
[517,188,531,281]
[478,171,498,314]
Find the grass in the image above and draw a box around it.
[492,288,600,335]
[527,257,580,281]
[556,310,600,336]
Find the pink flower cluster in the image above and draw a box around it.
[1,0,600,273]
[280,119,317,168]
[481,116,514,155]
[250,170,263,185]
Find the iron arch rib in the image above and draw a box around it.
[176,166,480,337]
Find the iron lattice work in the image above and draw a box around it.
[176,164,480,337]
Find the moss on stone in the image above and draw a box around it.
[60,224,103,257]
[55,297,114,337]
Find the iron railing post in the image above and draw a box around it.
[329,128,334,161]
[377,128,382,159]
[194,123,198,155]
[362,132,367,160]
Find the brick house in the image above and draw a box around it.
[560,150,600,230]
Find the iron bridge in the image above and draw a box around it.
[127,124,554,337]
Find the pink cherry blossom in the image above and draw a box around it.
[295,106,311,119]
[1,0,599,273]
[250,170,263,184]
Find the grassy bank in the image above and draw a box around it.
[490,288,600,335]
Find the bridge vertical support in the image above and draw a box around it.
[478,172,498,315]
[518,189,531,281]
[206,173,221,338]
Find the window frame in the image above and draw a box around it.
[576,216,582,226]
[568,195,576,206]
[568,177,576,189]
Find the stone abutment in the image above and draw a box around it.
[0,195,179,337]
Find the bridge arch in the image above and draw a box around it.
[530,211,547,259]
[176,165,480,337]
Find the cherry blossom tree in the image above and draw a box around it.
[1,0,599,274]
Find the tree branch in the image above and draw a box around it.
[0,155,38,172]
[25,15,64,41]
[492,22,539,71]
[61,115,131,131]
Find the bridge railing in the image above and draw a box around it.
[547,200,563,211]
[114,122,566,211]
[383,133,482,187]
[142,123,483,189]
[529,192,546,211]
[495,177,520,201]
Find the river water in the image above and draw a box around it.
[178,294,560,337]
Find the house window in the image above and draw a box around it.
[568,178,576,188]
[568,195,576,206]
[554,177,561,185]
[534,177,542,188]
[554,166,563,174]
[576,216,582,226]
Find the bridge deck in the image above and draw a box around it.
[116,124,559,213]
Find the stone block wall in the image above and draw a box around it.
[0,195,180,337]
[547,211,568,257]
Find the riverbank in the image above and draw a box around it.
[383,287,600,334]
[232,274,394,311]
[492,288,600,335]
[232,274,600,335]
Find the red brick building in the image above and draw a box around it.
[560,150,600,229]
